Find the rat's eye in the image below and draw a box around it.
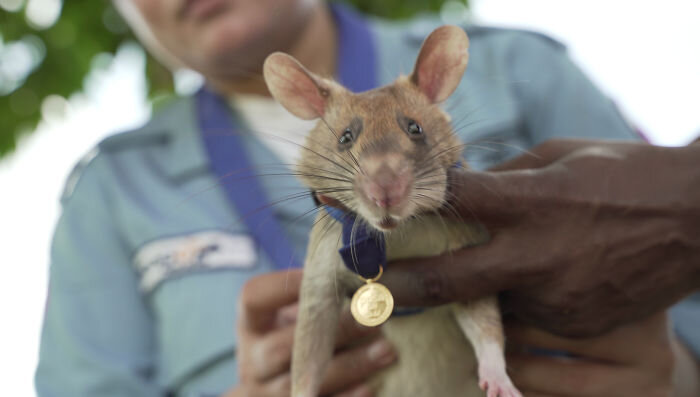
[339,129,353,144]
[407,120,423,136]
[337,118,362,150]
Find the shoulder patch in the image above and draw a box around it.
[133,230,258,293]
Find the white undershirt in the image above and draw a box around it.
[229,94,317,167]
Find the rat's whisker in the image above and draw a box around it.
[317,116,364,175]
[445,102,488,128]
[414,144,469,173]
[201,124,358,177]
[255,162,356,182]
[244,122,362,176]
[305,113,361,175]
[413,164,450,181]
[439,189,478,225]
[465,139,537,158]
[411,192,463,222]
[224,185,354,229]
[348,213,362,276]
[240,128,359,177]
[414,172,447,185]
[451,116,493,135]
[294,164,355,182]
[431,207,452,245]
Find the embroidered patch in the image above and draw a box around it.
[133,231,257,292]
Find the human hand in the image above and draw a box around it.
[505,312,699,397]
[382,138,700,337]
[223,269,396,397]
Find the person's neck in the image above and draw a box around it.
[209,4,337,97]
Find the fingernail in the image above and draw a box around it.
[367,339,396,365]
[276,303,298,326]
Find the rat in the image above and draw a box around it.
[263,25,522,397]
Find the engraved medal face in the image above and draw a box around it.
[350,282,394,327]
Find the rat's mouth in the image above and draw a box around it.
[316,193,403,231]
[377,216,398,230]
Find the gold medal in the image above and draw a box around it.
[350,266,394,327]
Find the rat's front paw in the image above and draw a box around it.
[478,366,522,397]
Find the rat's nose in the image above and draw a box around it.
[362,165,411,208]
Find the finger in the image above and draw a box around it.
[505,314,671,365]
[383,232,525,306]
[515,391,557,397]
[247,324,295,381]
[319,337,397,395]
[239,269,303,333]
[448,138,640,221]
[256,373,291,397]
[506,323,620,362]
[332,383,374,397]
[507,354,646,397]
[446,167,556,222]
[247,311,381,382]
[275,303,298,327]
[489,139,592,171]
[335,309,382,348]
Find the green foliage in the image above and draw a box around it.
[0,0,463,158]
[348,0,453,19]
[0,1,172,158]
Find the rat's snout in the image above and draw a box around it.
[357,152,413,210]
[363,165,410,208]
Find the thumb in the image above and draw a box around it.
[239,268,303,333]
[382,232,518,306]
[446,167,551,222]
[443,139,593,222]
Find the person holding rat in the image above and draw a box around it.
[35,1,699,396]
[383,137,700,395]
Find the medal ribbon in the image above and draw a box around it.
[324,206,386,279]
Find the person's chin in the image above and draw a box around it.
[199,20,264,57]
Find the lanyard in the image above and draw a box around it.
[196,4,377,270]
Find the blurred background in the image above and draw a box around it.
[1,0,699,395]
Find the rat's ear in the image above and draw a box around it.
[410,25,469,103]
[263,52,331,120]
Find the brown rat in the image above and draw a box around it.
[263,25,522,397]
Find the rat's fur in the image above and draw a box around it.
[264,26,521,397]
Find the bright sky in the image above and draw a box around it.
[470,0,700,146]
[1,1,699,395]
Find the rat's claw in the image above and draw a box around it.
[478,365,522,397]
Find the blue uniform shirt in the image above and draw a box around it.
[36,9,697,397]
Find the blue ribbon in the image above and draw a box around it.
[197,89,302,269]
[330,3,378,92]
[324,206,385,278]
